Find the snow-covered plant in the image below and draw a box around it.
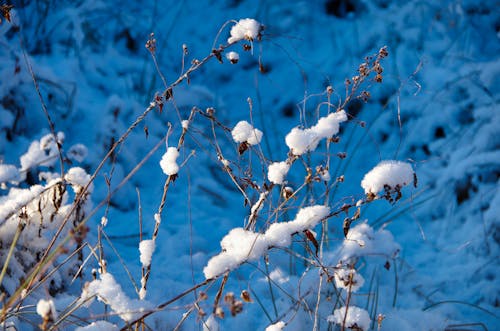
[0,6,432,331]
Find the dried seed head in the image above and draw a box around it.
[326,85,334,95]
[145,33,156,52]
[240,290,252,302]
[230,300,244,316]
[282,186,294,200]
[198,291,208,301]
[206,107,215,116]
[224,292,235,304]
[337,152,347,159]
[379,46,388,58]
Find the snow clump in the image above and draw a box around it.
[334,268,365,292]
[20,132,64,172]
[203,205,330,279]
[226,51,239,64]
[267,161,290,185]
[160,147,180,176]
[265,321,286,331]
[139,240,155,267]
[65,167,93,192]
[328,306,370,331]
[231,120,263,145]
[75,321,119,331]
[286,110,347,155]
[36,299,57,319]
[80,272,153,322]
[227,18,262,44]
[361,160,414,194]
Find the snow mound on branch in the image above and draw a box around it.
[75,321,119,331]
[160,147,180,176]
[80,272,153,322]
[328,306,370,331]
[361,160,414,194]
[267,161,290,185]
[228,18,262,44]
[203,205,330,279]
[139,240,155,267]
[231,120,263,145]
[285,110,347,155]
[265,321,286,331]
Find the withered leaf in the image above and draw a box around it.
[304,229,319,256]
[238,142,249,155]
[1,4,13,23]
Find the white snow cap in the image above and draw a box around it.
[267,161,290,185]
[160,147,180,176]
[75,321,119,331]
[265,321,286,331]
[81,272,153,322]
[328,306,370,331]
[0,164,20,184]
[226,51,239,63]
[139,239,155,267]
[228,18,262,44]
[65,167,93,192]
[231,120,263,145]
[20,132,64,171]
[203,205,330,279]
[36,299,57,319]
[334,268,365,292]
[286,110,347,155]
[361,160,414,194]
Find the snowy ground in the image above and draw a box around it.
[0,0,499,330]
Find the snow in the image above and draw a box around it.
[80,272,153,322]
[203,227,268,279]
[0,1,498,330]
[227,18,262,44]
[265,321,285,331]
[226,51,239,64]
[285,110,347,155]
[267,161,290,185]
[36,299,57,319]
[231,120,263,145]
[328,306,370,331]
[0,164,19,184]
[204,205,330,279]
[361,160,414,194]
[202,314,219,331]
[334,268,365,292]
[20,132,64,171]
[159,147,180,176]
[335,222,400,263]
[75,321,119,331]
[139,239,155,267]
[65,167,93,191]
